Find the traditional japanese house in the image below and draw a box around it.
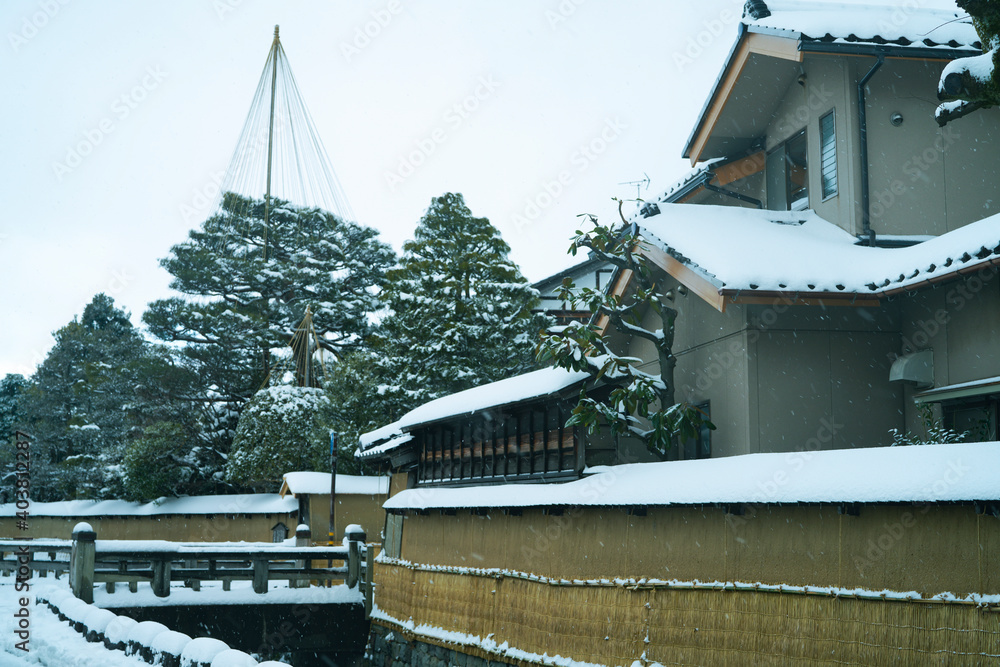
[360,2,1000,665]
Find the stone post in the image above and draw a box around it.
[70,522,96,604]
[293,524,311,588]
[345,524,365,589]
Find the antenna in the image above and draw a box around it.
[619,172,650,199]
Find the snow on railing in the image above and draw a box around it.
[67,523,373,615]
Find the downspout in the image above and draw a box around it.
[858,54,884,247]
[704,177,763,208]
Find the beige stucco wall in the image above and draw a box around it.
[747,304,903,453]
[866,58,1000,236]
[898,266,1000,433]
[743,53,1000,238]
[625,270,905,458]
[302,492,388,544]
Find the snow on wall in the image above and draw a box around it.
[0,493,295,518]
[281,472,390,496]
[384,441,1000,510]
[637,204,1000,295]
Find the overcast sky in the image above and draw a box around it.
[0,0,743,377]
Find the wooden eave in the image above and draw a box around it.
[685,31,802,166]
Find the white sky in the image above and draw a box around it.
[0,0,740,377]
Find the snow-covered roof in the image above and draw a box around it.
[355,434,414,461]
[636,204,1000,299]
[357,366,592,455]
[0,494,296,517]
[744,1,979,52]
[279,472,390,496]
[384,441,1000,510]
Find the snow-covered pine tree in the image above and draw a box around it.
[144,193,396,407]
[0,373,26,502]
[537,204,713,457]
[378,193,547,409]
[225,385,333,488]
[19,294,147,500]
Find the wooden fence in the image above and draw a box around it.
[1,524,374,616]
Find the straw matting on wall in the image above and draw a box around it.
[374,562,1000,666]
[397,503,1000,597]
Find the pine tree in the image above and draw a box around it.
[20,294,148,499]
[144,193,396,406]
[0,374,25,438]
[0,374,26,501]
[378,193,547,409]
[226,385,334,488]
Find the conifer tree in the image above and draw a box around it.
[20,294,147,499]
[377,193,546,410]
[144,193,396,407]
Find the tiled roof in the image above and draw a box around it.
[636,204,1000,298]
[743,1,981,52]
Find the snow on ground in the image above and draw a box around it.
[0,579,148,667]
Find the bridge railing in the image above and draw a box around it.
[0,539,72,579]
[63,522,372,613]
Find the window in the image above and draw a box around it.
[271,522,288,543]
[819,111,837,199]
[683,401,712,460]
[416,403,579,486]
[943,397,999,441]
[766,130,808,211]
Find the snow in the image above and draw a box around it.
[104,616,139,646]
[354,434,413,460]
[73,522,94,533]
[358,366,591,450]
[384,441,1000,510]
[81,607,116,633]
[637,204,1000,295]
[180,637,230,664]
[744,2,979,50]
[150,629,192,656]
[0,584,150,666]
[94,579,362,608]
[941,48,998,85]
[0,494,296,518]
[127,620,170,647]
[210,649,258,666]
[280,472,389,496]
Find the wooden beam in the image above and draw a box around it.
[712,151,766,186]
[638,244,727,313]
[595,268,634,336]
